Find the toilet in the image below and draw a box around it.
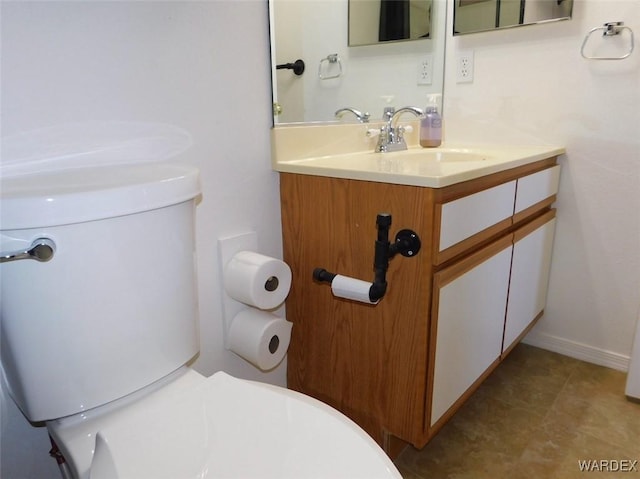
[0,162,400,479]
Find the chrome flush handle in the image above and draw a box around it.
[0,238,56,263]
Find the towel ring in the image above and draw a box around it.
[318,54,343,80]
[580,22,634,60]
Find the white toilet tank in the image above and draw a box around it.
[0,163,201,422]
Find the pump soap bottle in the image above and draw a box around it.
[420,94,442,148]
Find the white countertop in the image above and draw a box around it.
[274,145,565,188]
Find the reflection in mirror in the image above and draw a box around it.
[349,0,432,47]
[454,0,573,35]
[269,0,446,125]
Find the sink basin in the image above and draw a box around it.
[379,148,490,163]
[284,147,494,184]
[288,148,490,171]
[276,145,565,188]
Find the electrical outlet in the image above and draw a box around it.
[456,50,474,83]
[417,54,434,85]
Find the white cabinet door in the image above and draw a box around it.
[430,240,513,426]
[503,213,556,352]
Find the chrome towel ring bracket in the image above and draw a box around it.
[318,54,343,80]
[581,21,635,60]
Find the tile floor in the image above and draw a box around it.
[394,343,640,478]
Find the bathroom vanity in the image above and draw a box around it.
[274,124,563,456]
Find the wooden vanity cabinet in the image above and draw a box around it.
[279,157,559,455]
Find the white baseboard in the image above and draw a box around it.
[522,332,630,372]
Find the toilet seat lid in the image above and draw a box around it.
[89,371,400,479]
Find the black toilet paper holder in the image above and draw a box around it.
[313,213,421,303]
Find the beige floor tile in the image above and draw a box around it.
[393,344,640,479]
[508,419,638,479]
[544,362,640,451]
[476,343,580,416]
[395,393,543,478]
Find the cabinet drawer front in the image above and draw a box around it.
[515,165,560,215]
[438,180,516,252]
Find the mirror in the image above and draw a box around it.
[454,0,573,35]
[349,0,433,46]
[269,0,446,124]
[269,0,574,125]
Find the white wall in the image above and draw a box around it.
[443,0,640,369]
[1,2,282,477]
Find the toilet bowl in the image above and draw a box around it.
[49,368,400,479]
[0,161,401,478]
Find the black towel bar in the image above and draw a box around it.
[276,59,305,76]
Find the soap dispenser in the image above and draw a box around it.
[420,94,442,148]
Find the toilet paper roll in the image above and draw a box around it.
[227,309,293,371]
[331,274,379,305]
[224,251,292,310]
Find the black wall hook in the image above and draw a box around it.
[276,59,305,76]
[313,213,421,303]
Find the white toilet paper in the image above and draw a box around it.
[224,251,292,310]
[331,275,379,304]
[227,309,293,370]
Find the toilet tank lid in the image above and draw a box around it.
[0,163,201,230]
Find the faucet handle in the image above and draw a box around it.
[394,124,414,145]
[366,128,381,138]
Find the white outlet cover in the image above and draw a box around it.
[417,54,434,85]
[456,50,474,84]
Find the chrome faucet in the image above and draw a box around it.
[382,107,395,121]
[375,106,424,153]
[335,107,370,123]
